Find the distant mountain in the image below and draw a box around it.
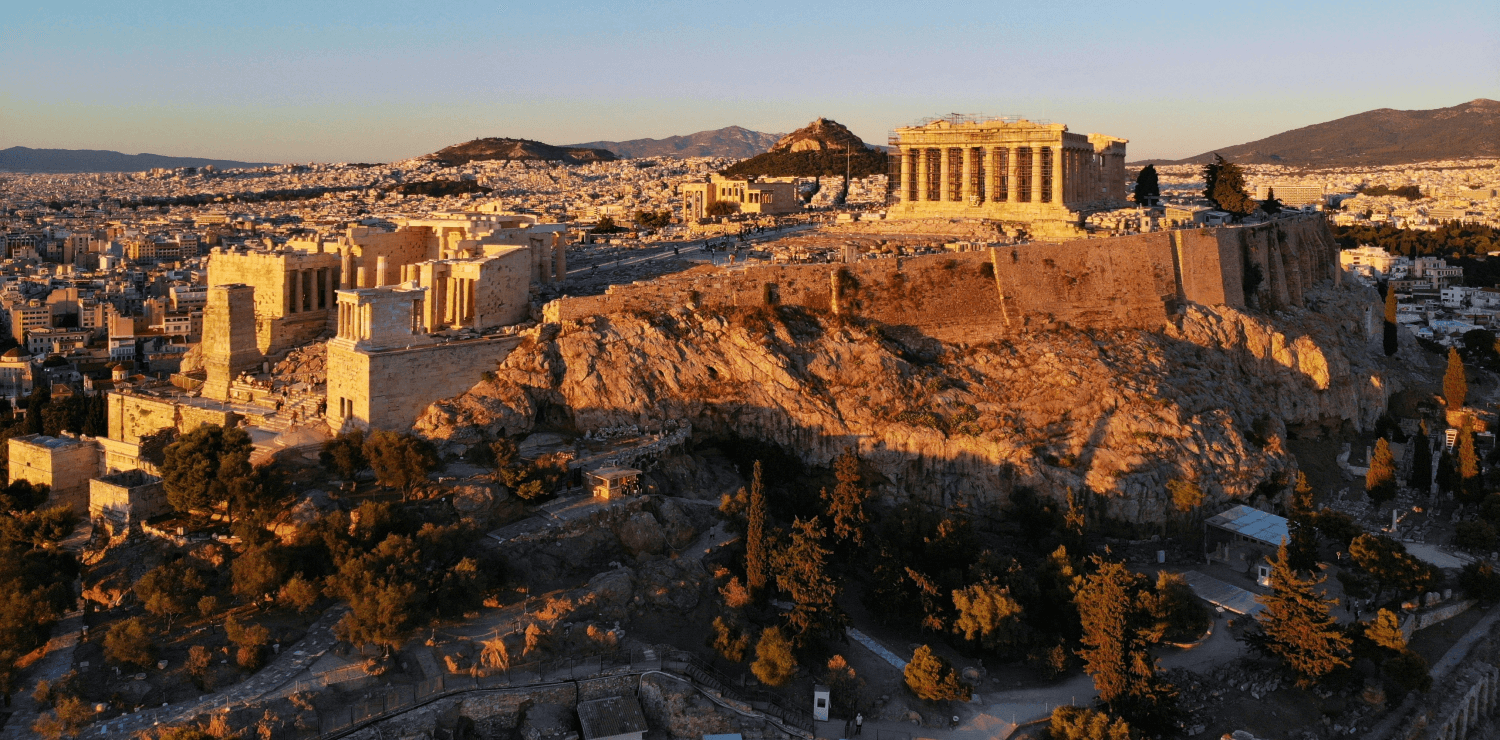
[426,138,616,166]
[0,146,274,173]
[1154,99,1500,168]
[566,126,784,159]
[721,118,887,179]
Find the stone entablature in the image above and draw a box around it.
[887,117,1129,237]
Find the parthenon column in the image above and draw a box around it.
[985,148,998,203]
[1052,145,1065,207]
[960,148,974,203]
[287,270,300,314]
[340,250,352,288]
[900,150,914,202]
[914,150,928,201]
[1008,145,1020,202]
[939,148,953,202]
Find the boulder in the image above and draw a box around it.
[614,512,667,557]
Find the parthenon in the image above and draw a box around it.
[886,116,1129,237]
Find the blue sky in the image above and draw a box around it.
[2,0,1496,163]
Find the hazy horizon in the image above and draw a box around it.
[3,0,1496,165]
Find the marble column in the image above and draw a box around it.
[914,149,928,201]
[340,251,353,288]
[1006,147,1019,203]
[900,150,914,202]
[939,148,953,202]
[961,147,974,203]
[1053,146,1065,206]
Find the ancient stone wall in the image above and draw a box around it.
[329,335,523,432]
[547,216,1336,339]
[106,392,240,444]
[7,434,100,515]
[202,284,261,401]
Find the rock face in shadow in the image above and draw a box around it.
[416,282,1394,524]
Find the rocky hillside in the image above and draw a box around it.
[416,282,1395,524]
[0,146,273,174]
[720,118,887,179]
[566,126,784,159]
[1157,98,1500,167]
[425,138,617,166]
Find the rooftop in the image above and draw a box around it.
[576,695,648,740]
[1205,504,1288,547]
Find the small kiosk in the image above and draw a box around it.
[588,466,642,500]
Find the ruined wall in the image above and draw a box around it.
[347,226,435,287]
[8,435,100,515]
[202,284,261,401]
[548,216,1335,339]
[329,335,523,432]
[106,393,240,444]
[470,247,533,330]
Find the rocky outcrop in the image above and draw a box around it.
[417,281,1394,524]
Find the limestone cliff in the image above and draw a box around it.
[416,283,1393,524]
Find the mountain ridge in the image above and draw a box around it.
[0,146,276,173]
[1144,99,1500,167]
[424,138,617,166]
[721,118,888,178]
[565,126,784,159]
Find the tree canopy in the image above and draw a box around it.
[1132,165,1159,205]
[1202,154,1257,217]
[1252,544,1351,687]
[160,424,254,515]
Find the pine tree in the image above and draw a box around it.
[1445,346,1468,410]
[776,518,847,645]
[1203,154,1256,216]
[1286,472,1319,572]
[1383,287,1399,356]
[1074,559,1177,732]
[1366,438,1397,504]
[750,626,797,687]
[1253,544,1351,687]
[903,645,972,702]
[1409,420,1433,492]
[823,448,869,546]
[1132,165,1160,206]
[1260,187,1283,215]
[745,461,768,596]
[1364,609,1406,653]
[1459,417,1482,503]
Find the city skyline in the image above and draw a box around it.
[3,0,1496,164]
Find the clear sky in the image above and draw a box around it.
[2,0,1497,164]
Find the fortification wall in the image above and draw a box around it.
[106,393,240,444]
[548,216,1336,338]
[329,335,523,432]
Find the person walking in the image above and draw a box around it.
[855,714,863,736]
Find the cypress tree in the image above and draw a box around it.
[1254,544,1351,687]
[1459,417,1481,503]
[823,447,869,546]
[1366,438,1397,504]
[745,461,768,595]
[1409,421,1433,492]
[1445,346,1468,410]
[1259,187,1283,215]
[1075,558,1178,733]
[1203,154,1256,216]
[1286,472,1319,572]
[1383,287,1398,357]
[1132,165,1160,205]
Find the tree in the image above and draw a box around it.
[1365,609,1406,652]
[705,201,738,218]
[1384,283,1399,356]
[1461,562,1500,602]
[903,645,972,702]
[745,462,768,596]
[1349,534,1434,603]
[1074,559,1176,730]
[776,518,847,645]
[1147,571,1211,644]
[824,655,864,718]
[1048,706,1131,740]
[1132,165,1159,206]
[1366,438,1397,504]
[279,573,320,613]
[1455,520,1499,552]
[1384,648,1433,693]
[328,535,424,654]
[160,424,254,515]
[231,544,285,601]
[319,429,367,481]
[32,694,91,740]
[186,645,213,690]
[523,622,548,657]
[1253,544,1350,687]
[632,210,672,230]
[1459,417,1482,503]
[1409,421,1433,491]
[1286,472,1319,572]
[750,626,797,687]
[135,562,206,627]
[823,448,869,546]
[1259,188,1284,215]
[711,616,750,662]
[951,580,1025,655]
[589,215,627,234]
[104,618,156,669]
[224,615,271,669]
[1445,346,1468,410]
[363,431,438,497]
[1203,154,1256,217]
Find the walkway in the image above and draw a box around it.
[87,607,346,737]
[0,609,84,740]
[1181,570,1265,616]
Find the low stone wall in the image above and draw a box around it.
[329,334,523,432]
